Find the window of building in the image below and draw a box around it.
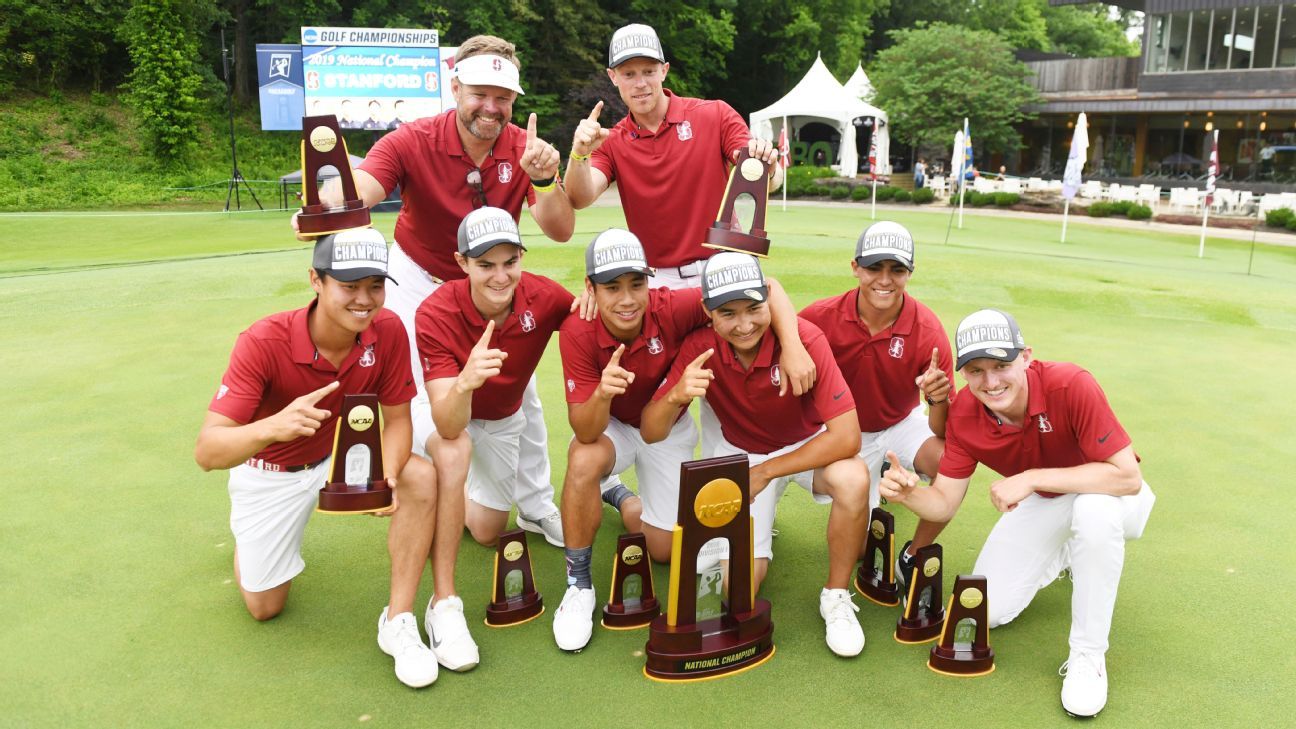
[1147,14,1171,73]
[1207,8,1235,70]
[1166,11,1191,71]
[1186,10,1213,70]
[1280,4,1296,67]
[1227,8,1255,69]
[1254,5,1280,68]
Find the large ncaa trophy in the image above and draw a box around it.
[602,532,660,629]
[317,394,393,514]
[485,529,544,627]
[644,455,774,681]
[928,575,995,677]
[297,115,372,237]
[894,543,946,643]
[854,507,900,606]
[704,149,772,257]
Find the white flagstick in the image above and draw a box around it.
[1200,128,1219,259]
[1198,203,1209,258]
[871,177,877,219]
[1061,198,1070,243]
[957,176,966,229]
[781,115,788,212]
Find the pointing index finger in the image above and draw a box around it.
[526,113,537,142]
[608,343,625,367]
[690,348,715,369]
[930,347,941,371]
[303,380,340,405]
[589,100,603,122]
[476,319,496,348]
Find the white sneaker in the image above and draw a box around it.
[1060,651,1108,717]
[517,511,565,548]
[377,608,438,688]
[424,596,480,672]
[819,588,865,657]
[552,586,596,651]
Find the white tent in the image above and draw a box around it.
[750,54,889,178]
[844,63,874,101]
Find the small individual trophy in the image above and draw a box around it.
[485,529,544,627]
[928,575,995,677]
[601,532,660,629]
[704,149,771,257]
[644,455,775,682]
[317,394,392,514]
[854,507,899,606]
[894,543,946,644]
[297,115,372,237]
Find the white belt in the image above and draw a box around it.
[653,260,704,278]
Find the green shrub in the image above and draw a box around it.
[1110,200,1133,215]
[970,191,995,207]
[1126,204,1153,220]
[911,188,935,204]
[830,185,851,199]
[1286,215,1296,232]
[850,185,871,201]
[893,189,912,202]
[875,186,898,201]
[992,192,1019,207]
[810,184,832,196]
[1087,202,1113,217]
[1265,207,1295,228]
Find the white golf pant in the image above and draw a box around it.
[387,242,556,519]
[974,481,1155,655]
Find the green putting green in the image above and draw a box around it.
[1,205,1292,726]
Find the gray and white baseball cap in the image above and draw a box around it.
[586,228,653,283]
[608,23,665,68]
[955,309,1026,370]
[457,206,526,259]
[702,252,767,311]
[855,220,915,271]
[313,227,396,283]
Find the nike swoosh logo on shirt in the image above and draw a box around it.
[834,390,847,400]
[1098,430,1113,444]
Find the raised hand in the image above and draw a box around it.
[571,101,610,158]
[745,137,779,165]
[262,380,339,442]
[519,113,560,182]
[668,349,714,406]
[877,451,919,505]
[597,343,636,400]
[457,320,508,392]
[915,347,951,405]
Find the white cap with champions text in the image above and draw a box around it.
[701,252,767,311]
[955,308,1026,370]
[608,24,665,68]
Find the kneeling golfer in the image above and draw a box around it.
[640,252,872,658]
[878,309,1155,717]
[195,228,441,688]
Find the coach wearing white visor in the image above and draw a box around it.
[295,35,574,675]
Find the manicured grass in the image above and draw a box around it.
[2,206,1292,727]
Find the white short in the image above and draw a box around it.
[227,460,330,592]
[461,408,526,513]
[711,431,832,560]
[858,405,937,509]
[601,415,698,531]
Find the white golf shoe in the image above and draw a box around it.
[819,588,866,657]
[1060,651,1109,717]
[377,608,439,688]
[552,586,596,651]
[424,595,480,672]
[517,511,565,548]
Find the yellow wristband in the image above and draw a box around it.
[569,151,591,162]
[532,179,558,193]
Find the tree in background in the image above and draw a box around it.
[870,23,1040,157]
[122,0,211,164]
[0,0,132,94]
[1039,1,1140,57]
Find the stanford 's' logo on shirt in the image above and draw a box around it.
[520,310,536,332]
[770,364,781,387]
[888,337,904,358]
[498,162,513,183]
[567,378,575,392]
[359,345,376,368]
[1038,414,1053,433]
[677,121,693,141]
[647,336,663,355]
[217,384,229,400]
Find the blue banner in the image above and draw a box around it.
[256,44,305,131]
[302,27,442,130]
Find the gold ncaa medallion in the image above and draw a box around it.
[622,544,644,566]
[503,540,524,562]
[694,478,742,528]
[959,587,984,610]
[309,125,338,153]
[739,157,765,182]
[347,404,375,431]
[870,519,885,540]
[923,557,941,578]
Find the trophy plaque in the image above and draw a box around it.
[602,532,660,629]
[318,394,392,514]
[928,575,995,677]
[644,455,775,682]
[485,529,544,627]
[894,543,946,644]
[854,507,899,606]
[297,115,371,237]
[704,149,771,257]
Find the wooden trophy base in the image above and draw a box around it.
[895,607,946,644]
[854,569,900,607]
[298,201,372,237]
[704,225,770,258]
[928,644,996,677]
[644,600,775,682]
[601,597,660,630]
[317,482,392,514]
[485,595,544,628]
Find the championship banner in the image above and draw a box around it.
[256,44,305,131]
[301,26,442,130]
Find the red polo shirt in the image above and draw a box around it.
[416,273,573,421]
[208,302,416,467]
[939,359,1133,498]
[655,318,856,455]
[800,291,954,432]
[592,90,750,268]
[358,110,538,283]
[559,287,708,428]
